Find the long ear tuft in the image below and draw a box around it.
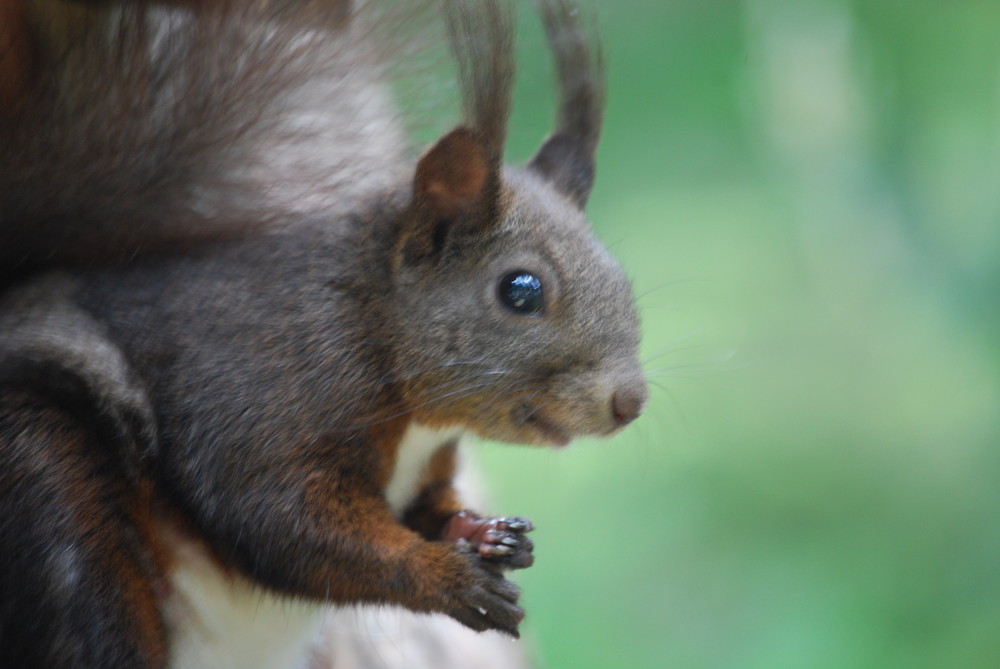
[443,0,514,209]
[528,0,605,209]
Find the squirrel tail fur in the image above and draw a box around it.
[0,0,422,278]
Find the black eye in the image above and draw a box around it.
[498,271,544,315]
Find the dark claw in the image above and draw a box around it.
[449,558,524,636]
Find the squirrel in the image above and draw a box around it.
[0,0,648,667]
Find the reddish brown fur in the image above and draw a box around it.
[403,442,464,539]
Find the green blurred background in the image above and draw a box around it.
[472,1,1000,667]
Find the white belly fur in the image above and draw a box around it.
[164,422,464,668]
[163,533,324,669]
[385,423,465,517]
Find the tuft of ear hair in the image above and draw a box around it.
[412,0,514,223]
[404,0,514,264]
[445,0,514,170]
[528,0,605,209]
[406,0,604,263]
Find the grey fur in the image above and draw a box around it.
[0,274,157,475]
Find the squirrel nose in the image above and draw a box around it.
[611,382,648,427]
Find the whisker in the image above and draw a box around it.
[648,380,689,432]
[632,278,703,304]
[642,343,718,366]
[420,378,533,408]
[414,369,533,396]
[346,375,541,429]
[376,359,523,385]
[645,360,745,377]
[641,329,706,364]
[646,364,715,376]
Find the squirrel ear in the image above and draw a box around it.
[528,132,595,209]
[414,127,490,221]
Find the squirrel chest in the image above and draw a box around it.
[385,424,466,516]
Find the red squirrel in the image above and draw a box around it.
[0,0,647,667]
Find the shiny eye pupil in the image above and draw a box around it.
[499,272,544,315]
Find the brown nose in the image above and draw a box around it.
[611,382,647,427]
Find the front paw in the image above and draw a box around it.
[446,552,525,637]
[442,511,535,569]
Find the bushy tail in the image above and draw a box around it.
[1,0,415,276]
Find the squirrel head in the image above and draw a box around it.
[389,0,646,446]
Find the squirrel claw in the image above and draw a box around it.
[447,555,524,635]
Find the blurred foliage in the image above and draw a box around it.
[474,1,1000,667]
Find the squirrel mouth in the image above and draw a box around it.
[517,404,572,447]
